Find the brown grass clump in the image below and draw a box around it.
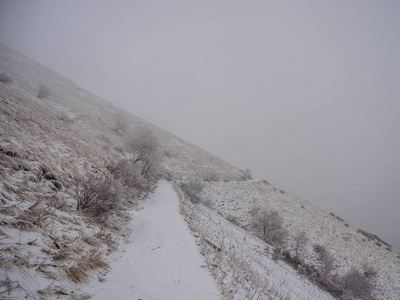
[0,219,36,231]
[0,206,18,217]
[82,235,99,247]
[65,253,108,283]
[65,265,88,283]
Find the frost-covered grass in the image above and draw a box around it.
[176,183,334,300]
[0,43,243,298]
[1,42,399,300]
[195,180,400,299]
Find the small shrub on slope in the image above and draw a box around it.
[180,178,204,203]
[74,173,127,221]
[340,268,375,300]
[37,84,51,98]
[251,209,288,247]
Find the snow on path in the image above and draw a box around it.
[87,181,221,300]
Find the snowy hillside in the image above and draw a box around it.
[1,43,399,299]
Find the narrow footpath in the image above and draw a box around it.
[87,181,221,300]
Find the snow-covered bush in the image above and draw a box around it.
[37,84,50,98]
[293,231,309,258]
[339,268,375,300]
[74,174,127,221]
[113,112,129,134]
[251,209,288,247]
[108,158,156,195]
[248,205,261,216]
[180,178,204,203]
[203,173,220,182]
[125,126,161,180]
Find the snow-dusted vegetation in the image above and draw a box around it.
[178,180,400,299]
[1,43,400,299]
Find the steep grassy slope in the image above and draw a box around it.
[1,43,399,300]
[197,181,400,299]
[0,43,243,298]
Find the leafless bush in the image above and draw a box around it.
[58,112,73,124]
[313,244,326,256]
[74,173,127,220]
[251,209,288,247]
[37,84,50,98]
[339,268,375,299]
[125,126,161,179]
[249,205,261,216]
[108,158,159,199]
[313,244,336,277]
[293,231,309,258]
[0,72,13,84]
[180,178,204,203]
[203,173,220,182]
[240,168,252,180]
[113,112,129,134]
[272,247,282,261]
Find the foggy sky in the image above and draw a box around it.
[1,1,399,249]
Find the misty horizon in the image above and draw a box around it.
[0,0,399,249]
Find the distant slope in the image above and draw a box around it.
[200,180,400,299]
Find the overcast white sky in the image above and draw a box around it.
[1,0,399,249]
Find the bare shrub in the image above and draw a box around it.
[108,159,150,193]
[249,205,261,216]
[125,126,161,179]
[180,178,204,203]
[203,173,220,182]
[321,252,336,277]
[293,231,309,258]
[272,247,282,261]
[37,84,50,98]
[340,268,375,299]
[58,112,73,124]
[313,244,326,256]
[251,209,288,247]
[240,168,252,180]
[0,72,13,84]
[74,173,126,220]
[113,112,129,134]
[363,265,377,280]
[313,244,336,277]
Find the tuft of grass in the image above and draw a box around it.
[65,253,108,283]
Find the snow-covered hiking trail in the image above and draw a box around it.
[86,181,222,300]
